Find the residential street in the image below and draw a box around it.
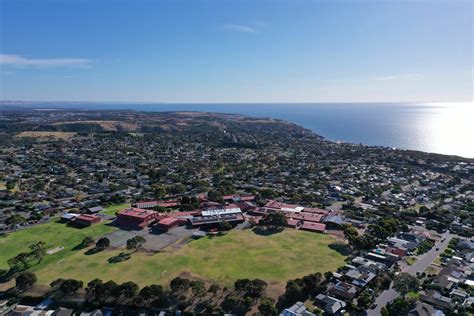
[367,232,452,316]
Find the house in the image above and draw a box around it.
[279,301,315,316]
[314,294,346,315]
[74,214,101,227]
[408,301,445,316]
[60,213,79,222]
[343,267,376,288]
[351,256,387,273]
[11,305,34,316]
[87,206,103,214]
[419,290,454,310]
[365,252,396,267]
[116,208,158,229]
[328,281,358,300]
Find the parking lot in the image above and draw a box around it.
[104,225,198,252]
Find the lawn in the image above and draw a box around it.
[0,218,118,271]
[406,256,417,265]
[33,228,346,287]
[101,203,130,215]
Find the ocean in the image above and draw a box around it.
[25,102,474,158]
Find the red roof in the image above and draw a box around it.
[164,211,199,217]
[76,214,100,221]
[75,214,101,225]
[136,200,178,208]
[300,221,326,232]
[264,200,300,210]
[386,247,407,257]
[158,217,180,226]
[286,212,323,223]
[287,218,299,227]
[118,208,156,219]
[302,207,329,215]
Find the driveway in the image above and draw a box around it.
[367,232,452,315]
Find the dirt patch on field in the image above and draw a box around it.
[0,278,14,292]
[16,131,77,139]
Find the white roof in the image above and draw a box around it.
[281,206,304,213]
[61,213,79,219]
[201,207,241,216]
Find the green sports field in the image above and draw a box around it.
[0,204,127,271]
[32,228,346,287]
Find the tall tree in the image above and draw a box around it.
[16,272,37,290]
[393,273,419,296]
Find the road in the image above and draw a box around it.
[367,232,452,316]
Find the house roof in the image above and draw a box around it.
[118,208,156,218]
[300,221,326,232]
[76,214,100,222]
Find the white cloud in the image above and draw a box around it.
[0,54,93,68]
[223,23,258,33]
[375,73,424,81]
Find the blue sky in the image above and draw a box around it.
[0,0,472,102]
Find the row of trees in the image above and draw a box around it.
[11,272,278,314]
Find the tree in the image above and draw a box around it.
[96,237,110,250]
[218,220,233,231]
[260,213,287,227]
[139,284,164,301]
[383,297,416,316]
[235,279,252,292]
[170,277,190,294]
[207,190,223,203]
[357,290,374,309]
[190,280,207,298]
[247,279,267,298]
[277,280,303,309]
[393,272,419,296]
[126,236,146,251]
[80,236,95,248]
[342,224,359,246]
[208,283,220,295]
[118,281,139,298]
[53,279,83,295]
[259,297,278,316]
[16,272,37,290]
[8,252,31,270]
[6,214,26,229]
[86,278,104,303]
[29,241,46,263]
[6,181,15,191]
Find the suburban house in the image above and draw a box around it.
[279,301,315,316]
[314,294,347,315]
[328,281,359,300]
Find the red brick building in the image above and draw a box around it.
[156,217,182,230]
[74,214,101,227]
[116,208,158,229]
